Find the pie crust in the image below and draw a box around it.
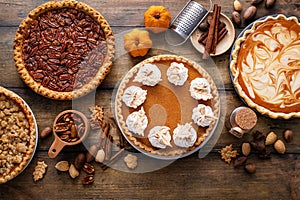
[14,0,115,100]
[115,55,220,158]
[230,15,300,119]
[0,86,37,184]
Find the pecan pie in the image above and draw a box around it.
[14,0,115,100]
[0,86,37,184]
[230,15,300,119]
[115,55,219,158]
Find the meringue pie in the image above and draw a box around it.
[230,15,300,119]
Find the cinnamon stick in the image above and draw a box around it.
[200,22,227,46]
[212,5,221,54]
[217,28,228,43]
[101,148,126,170]
[203,4,219,59]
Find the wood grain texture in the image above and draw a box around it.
[1,0,300,199]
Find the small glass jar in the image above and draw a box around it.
[229,106,257,138]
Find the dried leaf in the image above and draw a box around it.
[33,161,48,182]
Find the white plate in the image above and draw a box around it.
[190,12,235,56]
[0,87,38,183]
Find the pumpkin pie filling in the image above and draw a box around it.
[230,15,300,119]
[115,55,219,157]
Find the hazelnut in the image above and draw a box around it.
[244,163,256,174]
[283,129,293,143]
[198,21,210,32]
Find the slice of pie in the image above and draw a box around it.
[14,0,115,100]
[114,55,219,158]
[0,86,37,184]
[230,14,300,119]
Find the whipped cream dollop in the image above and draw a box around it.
[192,104,216,127]
[122,86,147,108]
[173,123,197,148]
[126,107,148,136]
[133,63,162,86]
[148,126,172,149]
[189,78,213,101]
[166,62,188,86]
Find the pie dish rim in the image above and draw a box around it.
[229,14,300,119]
[114,54,220,159]
[13,0,115,100]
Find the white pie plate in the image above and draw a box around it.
[0,87,38,184]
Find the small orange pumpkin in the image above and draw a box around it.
[124,29,153,57]
[144,5,172,33]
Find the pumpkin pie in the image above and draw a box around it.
[230,15,300,119]
[14,0,115,100]
[114,55,219,158]
[0,86,37,184]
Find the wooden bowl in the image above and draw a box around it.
[48,110,90,158]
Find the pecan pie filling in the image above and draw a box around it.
[22,8,107,92]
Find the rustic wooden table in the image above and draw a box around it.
[1,0,300,199]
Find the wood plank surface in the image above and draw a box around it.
[0,0,300,199]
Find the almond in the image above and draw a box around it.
[265,131,278,145]
[241,142,251,156]
[274,139,286,154]
[69,164,79,179]
[55,161,69,172]
[95,149,105,163]
[233,0,243,12]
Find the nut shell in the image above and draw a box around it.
[274,139,286,154]
[55,161,69,172]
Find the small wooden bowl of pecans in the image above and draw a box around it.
[48,110,90,158]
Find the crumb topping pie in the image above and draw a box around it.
[115,55,219,158]
[0,86,37,184]
[230,15,300,119]
[14,0,115,100]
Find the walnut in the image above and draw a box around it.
[124,154,138,169]
[33,161,47,182]
[219,144,238,164]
